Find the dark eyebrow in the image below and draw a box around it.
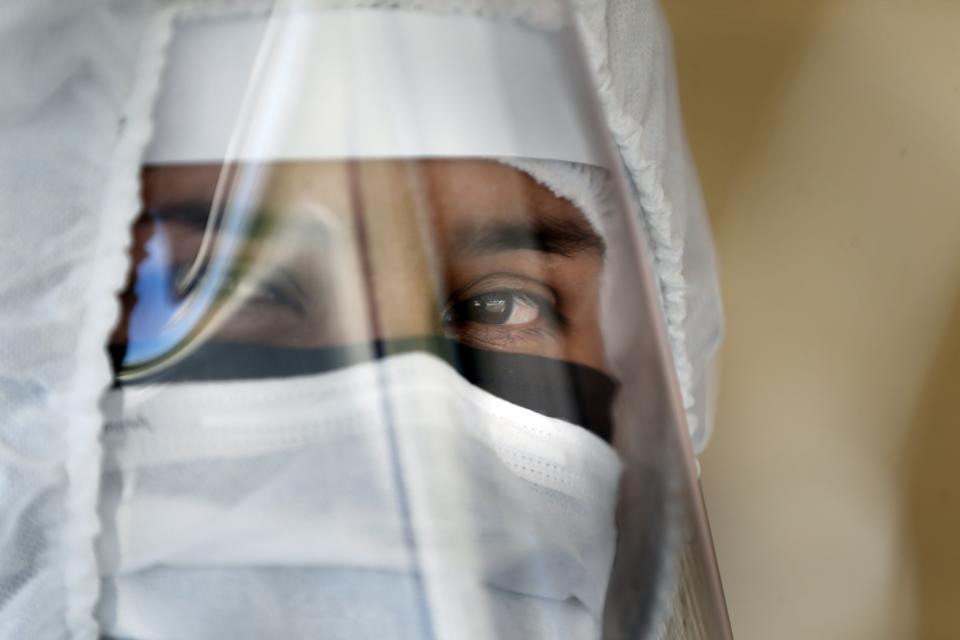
[451,216,605,258]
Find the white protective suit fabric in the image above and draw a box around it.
[571,0,724,445]
[96,352,621,639]
[0,4,166,639]
[0,1,722,639]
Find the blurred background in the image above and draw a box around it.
[659,1,960,638]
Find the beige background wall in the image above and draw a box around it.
[659,1,960,638]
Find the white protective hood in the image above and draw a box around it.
[0,1,723,638]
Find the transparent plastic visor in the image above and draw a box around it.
[99,5,730,640]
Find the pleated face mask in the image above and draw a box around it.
[98,4,727,640]
[99,352,622,639]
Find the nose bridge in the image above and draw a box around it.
[350,160,445,343]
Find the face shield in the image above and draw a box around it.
[97,5,728,639]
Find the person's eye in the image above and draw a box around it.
[172,260,306,319]
[443,291,555,328]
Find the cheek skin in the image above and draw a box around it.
[551,258,607,372]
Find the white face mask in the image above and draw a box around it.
[97,352,622,640]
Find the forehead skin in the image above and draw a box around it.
[129,159,607,369]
